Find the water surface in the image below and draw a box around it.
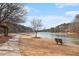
[37,32,79,45]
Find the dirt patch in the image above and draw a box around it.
[19,35,79,56]
[0,36,12,44]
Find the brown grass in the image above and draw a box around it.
[19,34,79,56]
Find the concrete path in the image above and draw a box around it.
[0,34,21,56]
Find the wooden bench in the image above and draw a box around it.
[55,38,63,45]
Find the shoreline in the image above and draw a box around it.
[20,33,79,46]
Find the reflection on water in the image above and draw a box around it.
[37,32,79,45]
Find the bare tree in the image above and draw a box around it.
[31,18,42,38]
[0,3,26,36]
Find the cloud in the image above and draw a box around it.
[24,5,40,14]
[55,3,79,8]
[65,11,79,17]
[22,15,72,29]
[55,3,64,8]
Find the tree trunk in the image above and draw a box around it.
[2,26,8,36]
[35,31,37,38]
[4,27,8,36]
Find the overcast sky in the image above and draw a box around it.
[21,3,79,29]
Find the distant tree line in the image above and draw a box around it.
[68,14,79,33]
[40,14,79,33]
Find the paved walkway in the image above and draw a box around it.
[0,34,21,56]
